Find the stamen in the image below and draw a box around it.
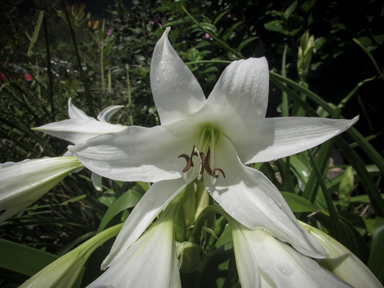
[178,145,226,180]
[212,168,226,178]
[178,145,198,173]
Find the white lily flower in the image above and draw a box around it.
[20,224,122,288]
[33,98,126,191]
[69,28,357,266]
[0,157,83,224]
[87,203,181,288]
[300,221,383,288]
[230,220,352,288]
[33,98,126,145]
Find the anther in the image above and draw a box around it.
[178,145,198,173]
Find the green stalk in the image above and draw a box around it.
[100,20,105,95]
[126,64,133,125]
[43,14,54,120]
[307,151,346,245]
[60,0,94,117]
[188,205,227,244]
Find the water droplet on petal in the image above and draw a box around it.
[161,61,164,64]
[277,263,294,276]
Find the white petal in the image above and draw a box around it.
[232,226,352,288]
[230,221,260,288]
[91,172,103,191]
[33,119,127,144]
[101,178,187,269]
[205,134,326,258]
[240,116,359,164]
[0,157,83,224]
[97,105,124,123]
[301,221,383,288]
[69,120,199,182]
[68,98,94,120]
[150,27,206,125]
[196,58,269,147]
[89,203,181,288]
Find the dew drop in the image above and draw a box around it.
[156,78,160,82]
[277,263,294,276]
[160,61,164,64]
[16,170,21,174]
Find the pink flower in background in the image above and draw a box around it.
[203,33,210,39]
[107,28,114,36]
[158,23,162,28]
[149,20,155,24]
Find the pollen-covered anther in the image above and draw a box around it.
[178,145,198,173]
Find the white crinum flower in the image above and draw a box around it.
[20,224,122,288]
[33,98,126,190]
[230,220,352,288]
[69,28,357,267]
[0,157,83,224]
[300,221,383,288]
[87,203,181,288]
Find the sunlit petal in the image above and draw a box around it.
[68,98,94,120]
[202,57,269,147]
[301,221,383,288]
[101,178,187,269]
[69,119,200,182]
[89,204,181,288]
[97,105,124,123]
[205,134,326,258]
[240,116,359,164]
[33,119,126,144]
[151,27,206,125]
[0,157,83,224]
[231,222,352,288]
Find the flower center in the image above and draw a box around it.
[178,126,225,180]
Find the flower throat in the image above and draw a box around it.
[178,126,225,180]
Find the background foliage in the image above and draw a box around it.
[1,0,383,287]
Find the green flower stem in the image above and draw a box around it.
[353,38,384,81]
[181,6,244,60]
[188,204,228,245]
[307,151,346,245]
[100,20,105,94]
[42,13,54,120]
[204,216,229,252]
[60,0,94,117]
[126,64,134,125]
[281,44,289,117]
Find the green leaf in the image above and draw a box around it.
[237,36,258,52]
[281,192,317,212]
[368,216,384,282]
[0,238,58,282]
[264,20,289,36]
[97,189,142,233]
[27,11,44,56]
[338,167,354,209]
[284,0,298,19]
